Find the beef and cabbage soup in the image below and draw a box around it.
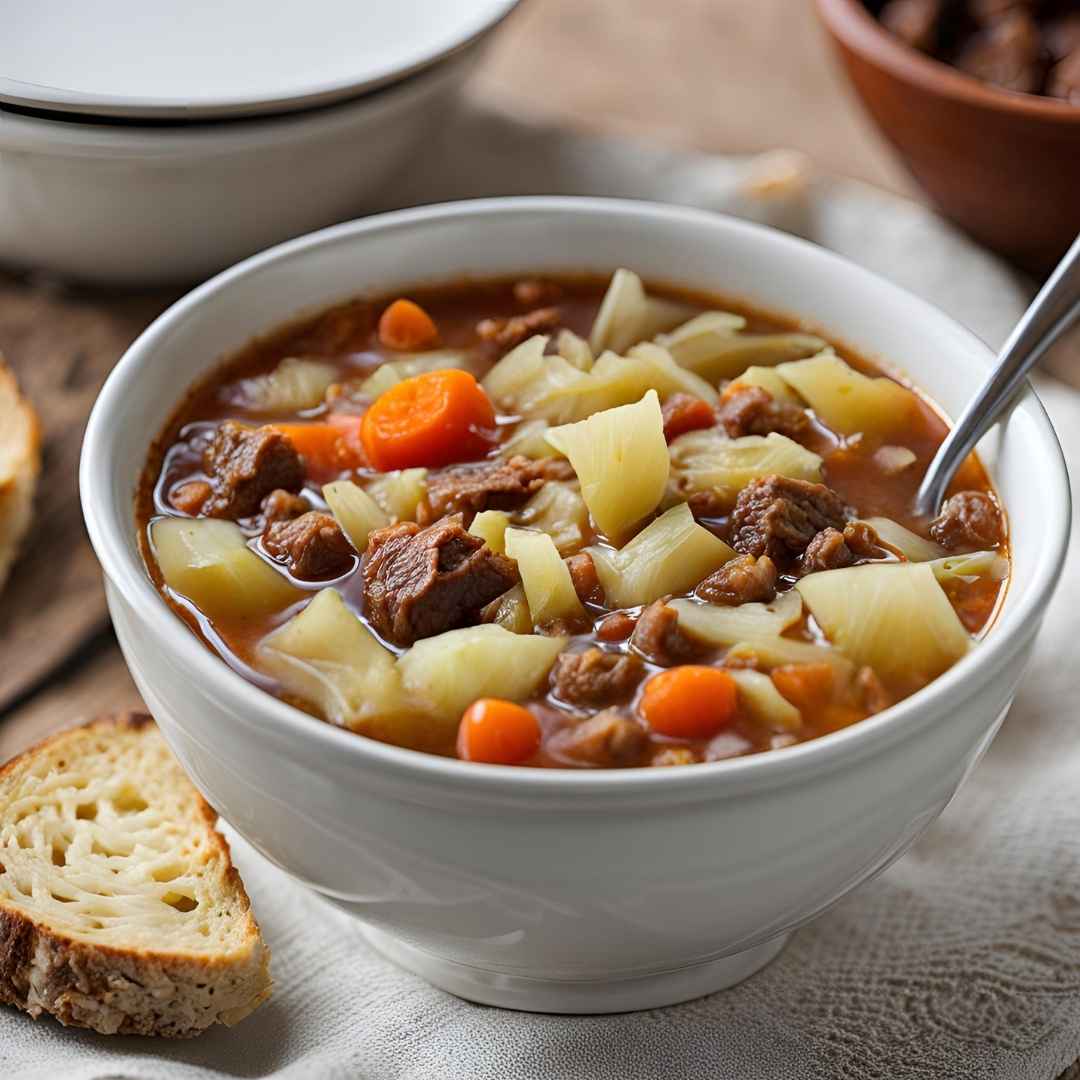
[137,271,1008,768]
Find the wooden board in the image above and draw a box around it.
[0,273,176,712]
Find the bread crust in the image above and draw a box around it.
[0,712,272,1037]
[0,358,40,592]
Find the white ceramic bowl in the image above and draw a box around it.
[80,198,1070,1013]
[0,47,480,286]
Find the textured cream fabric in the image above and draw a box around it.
[5,104,1077,1080]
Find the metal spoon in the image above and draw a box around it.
[915,232,1080,518]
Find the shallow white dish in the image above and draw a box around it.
[0,48,479,286]
[81,198,1070,1013]
[0,0,518,119]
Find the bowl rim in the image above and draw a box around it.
[80,196,1071,801]
[815,0,1080,124]
[0,41,480,157]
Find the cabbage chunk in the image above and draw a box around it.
[589,269,692,354]
[590,503,735,608]
[660,324,828,383]
[546,390,669,540]
[669,591,802,645]
[670,428,823,502]
[484,584,533,634]
[481,336,588,423]
[235,357,337,413]
[796,562,970,682]
[729,669,802,733]
[929,550,1009,583]
[152,518,301,620]
[469,510,510,554]
[777,352,917,437]
[498,419,562,460]
[257,589,413,736]
[862,517,944,562]
[367,468,427,522]
[727,365,802,404]
[512,482,590,555]
[360,350,472,399]
[398,625,566,722]
[504,528,585,626]
[323,480,388,552]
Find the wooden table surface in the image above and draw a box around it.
[0,5,1077,1070]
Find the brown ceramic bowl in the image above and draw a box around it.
[816,0,1080,276]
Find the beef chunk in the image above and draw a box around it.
[421,455,574,523]
[955,11,1044,94]
[929,491,1004,551]
[880,0,942,51]
[661,393,716,442]
[597,610,638,641]
[697,554,778,606]
[262,488,309,525]
[263,512,353,580]
[630,600,701,666]
[549,648,644,707]
[202,421,304,520]
[1045,14,1080,63]
[799,528,854,574]
[363,514,519,645]
[799,520,888,575]
[476,307,561,352]
[717,386,809,440]
[686,488,729,520]
[546,710,647,767]
[169,480,211,516]
[968,0,1033,28]
[729,475,850,562]
[566,551,601,604]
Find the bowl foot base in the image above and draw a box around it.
[359,926,790,1014]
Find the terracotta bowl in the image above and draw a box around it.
[815,0,1080,276]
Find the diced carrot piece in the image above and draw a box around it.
[770,663,834,713]
[458,698,541,765]
[378,298,439,351]
[639,666,738,740]
[661,394,715,442]
[270,418,365,475]
[360,369,495,471]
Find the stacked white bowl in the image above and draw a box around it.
[0,0,519,285]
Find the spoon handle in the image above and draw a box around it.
[915,232,1080,518]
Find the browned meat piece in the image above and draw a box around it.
[631,600,701,666]
[566,551,601,604]
[202,421,304,520]
[799,528,854,574]
[661,393,716,442]
[697,554,778,605]
[263,511,353,580]
[513,279,562,307]
[363,514,519,645]
[686,489,729,520]
[729,475,850,562]
[799,520,889,575]
[1047,50,1080,104]
[856,666,893,716]
[421,455,574,523]
[880,0,942,51]
[169,479,211,516]
[262,488,309,525]
[929,490,1005,551]
[546,710,647,767]
[955,12,1044,94]
[717,385,809,440]
[549,648,644,707]
[476,307,561,352]
[596,610,638,641]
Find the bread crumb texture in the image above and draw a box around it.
[0,713,271,1037]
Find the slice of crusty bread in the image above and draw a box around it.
[0,358,40,592]
[0,713,271,1037]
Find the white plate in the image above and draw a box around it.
[0,0,518,119]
